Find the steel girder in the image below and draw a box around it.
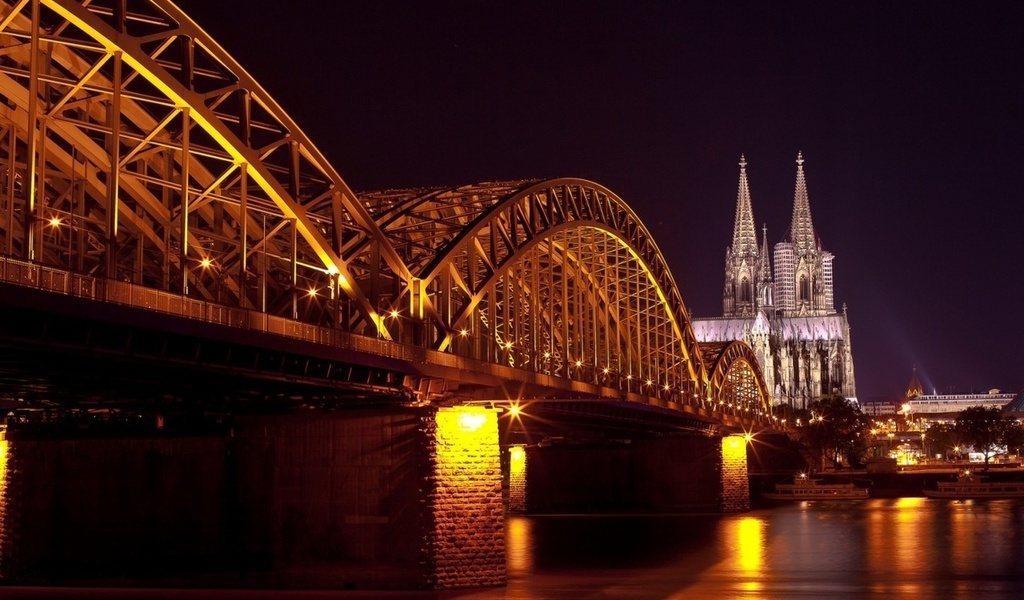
[0,0,408,337]
[0,1,771,416]
[702,340,772,419]
[358,178,711,404]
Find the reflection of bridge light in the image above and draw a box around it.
[506,516,532,573]
[734,517,765,574]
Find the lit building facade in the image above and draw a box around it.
[692,154,857,409]
[904,368,1017,423]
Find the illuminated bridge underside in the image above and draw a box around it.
[0,0,772,427]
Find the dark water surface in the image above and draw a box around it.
[6,498,1024,599]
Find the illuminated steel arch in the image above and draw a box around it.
[0,0,409,337]
[357,179,709,404]
[0,1,774,418]
[702,341,772,418]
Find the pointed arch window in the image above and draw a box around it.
[798,275,809,302]
[740,277,751,303]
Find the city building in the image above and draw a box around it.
[859,398,898,417]
[692,153,857,409]
[904,368,1019,424]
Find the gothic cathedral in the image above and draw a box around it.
[691,153,857,408]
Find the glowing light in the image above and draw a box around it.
[307,288,318,297]
[459,329,468,336]
[327,264,339,275]
[48,216,62,227]
[389,309,400,319]
[457,410,488,432]
[508,404,521,418]
[506,516,532,572]
[734,517,765,573]
[199,257,212,268]
[574,360,583,367]
[744,433,754,444]
[602,367,610,375]
[626,374,633,380]
[508,444,527,514]
[646,379,653,386]
[543,351,550,359]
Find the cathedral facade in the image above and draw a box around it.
[691,153,857,408]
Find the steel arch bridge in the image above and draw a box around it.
[0,0,772,426]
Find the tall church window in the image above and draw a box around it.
[799,275,809,302]
[740,278,751,303]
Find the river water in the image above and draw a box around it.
[466,497,1024,600]
[5,498,1024,599]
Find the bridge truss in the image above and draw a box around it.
[0,0,772,424]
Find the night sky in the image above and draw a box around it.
[174,1,1024,401]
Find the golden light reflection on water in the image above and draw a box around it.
[506,516,533,574]
[734,516,765,572]
[717,515,766,594]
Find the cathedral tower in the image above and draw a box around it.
[723,155,766,317]
[773,152,835,316]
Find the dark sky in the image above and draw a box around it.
[174,1,1024,401]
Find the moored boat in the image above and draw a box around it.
[923,470,1024,499]
[762,472,870,501]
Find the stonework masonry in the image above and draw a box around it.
[721,436,751,512]
[424,407,505,589]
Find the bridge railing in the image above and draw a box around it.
[0,256,554,378]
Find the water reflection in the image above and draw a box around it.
[488,499,1024,599]
[3,494,1024,599]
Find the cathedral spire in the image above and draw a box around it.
[788,151,817,253]
[731,154,758,256]
[758,224,772,282]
